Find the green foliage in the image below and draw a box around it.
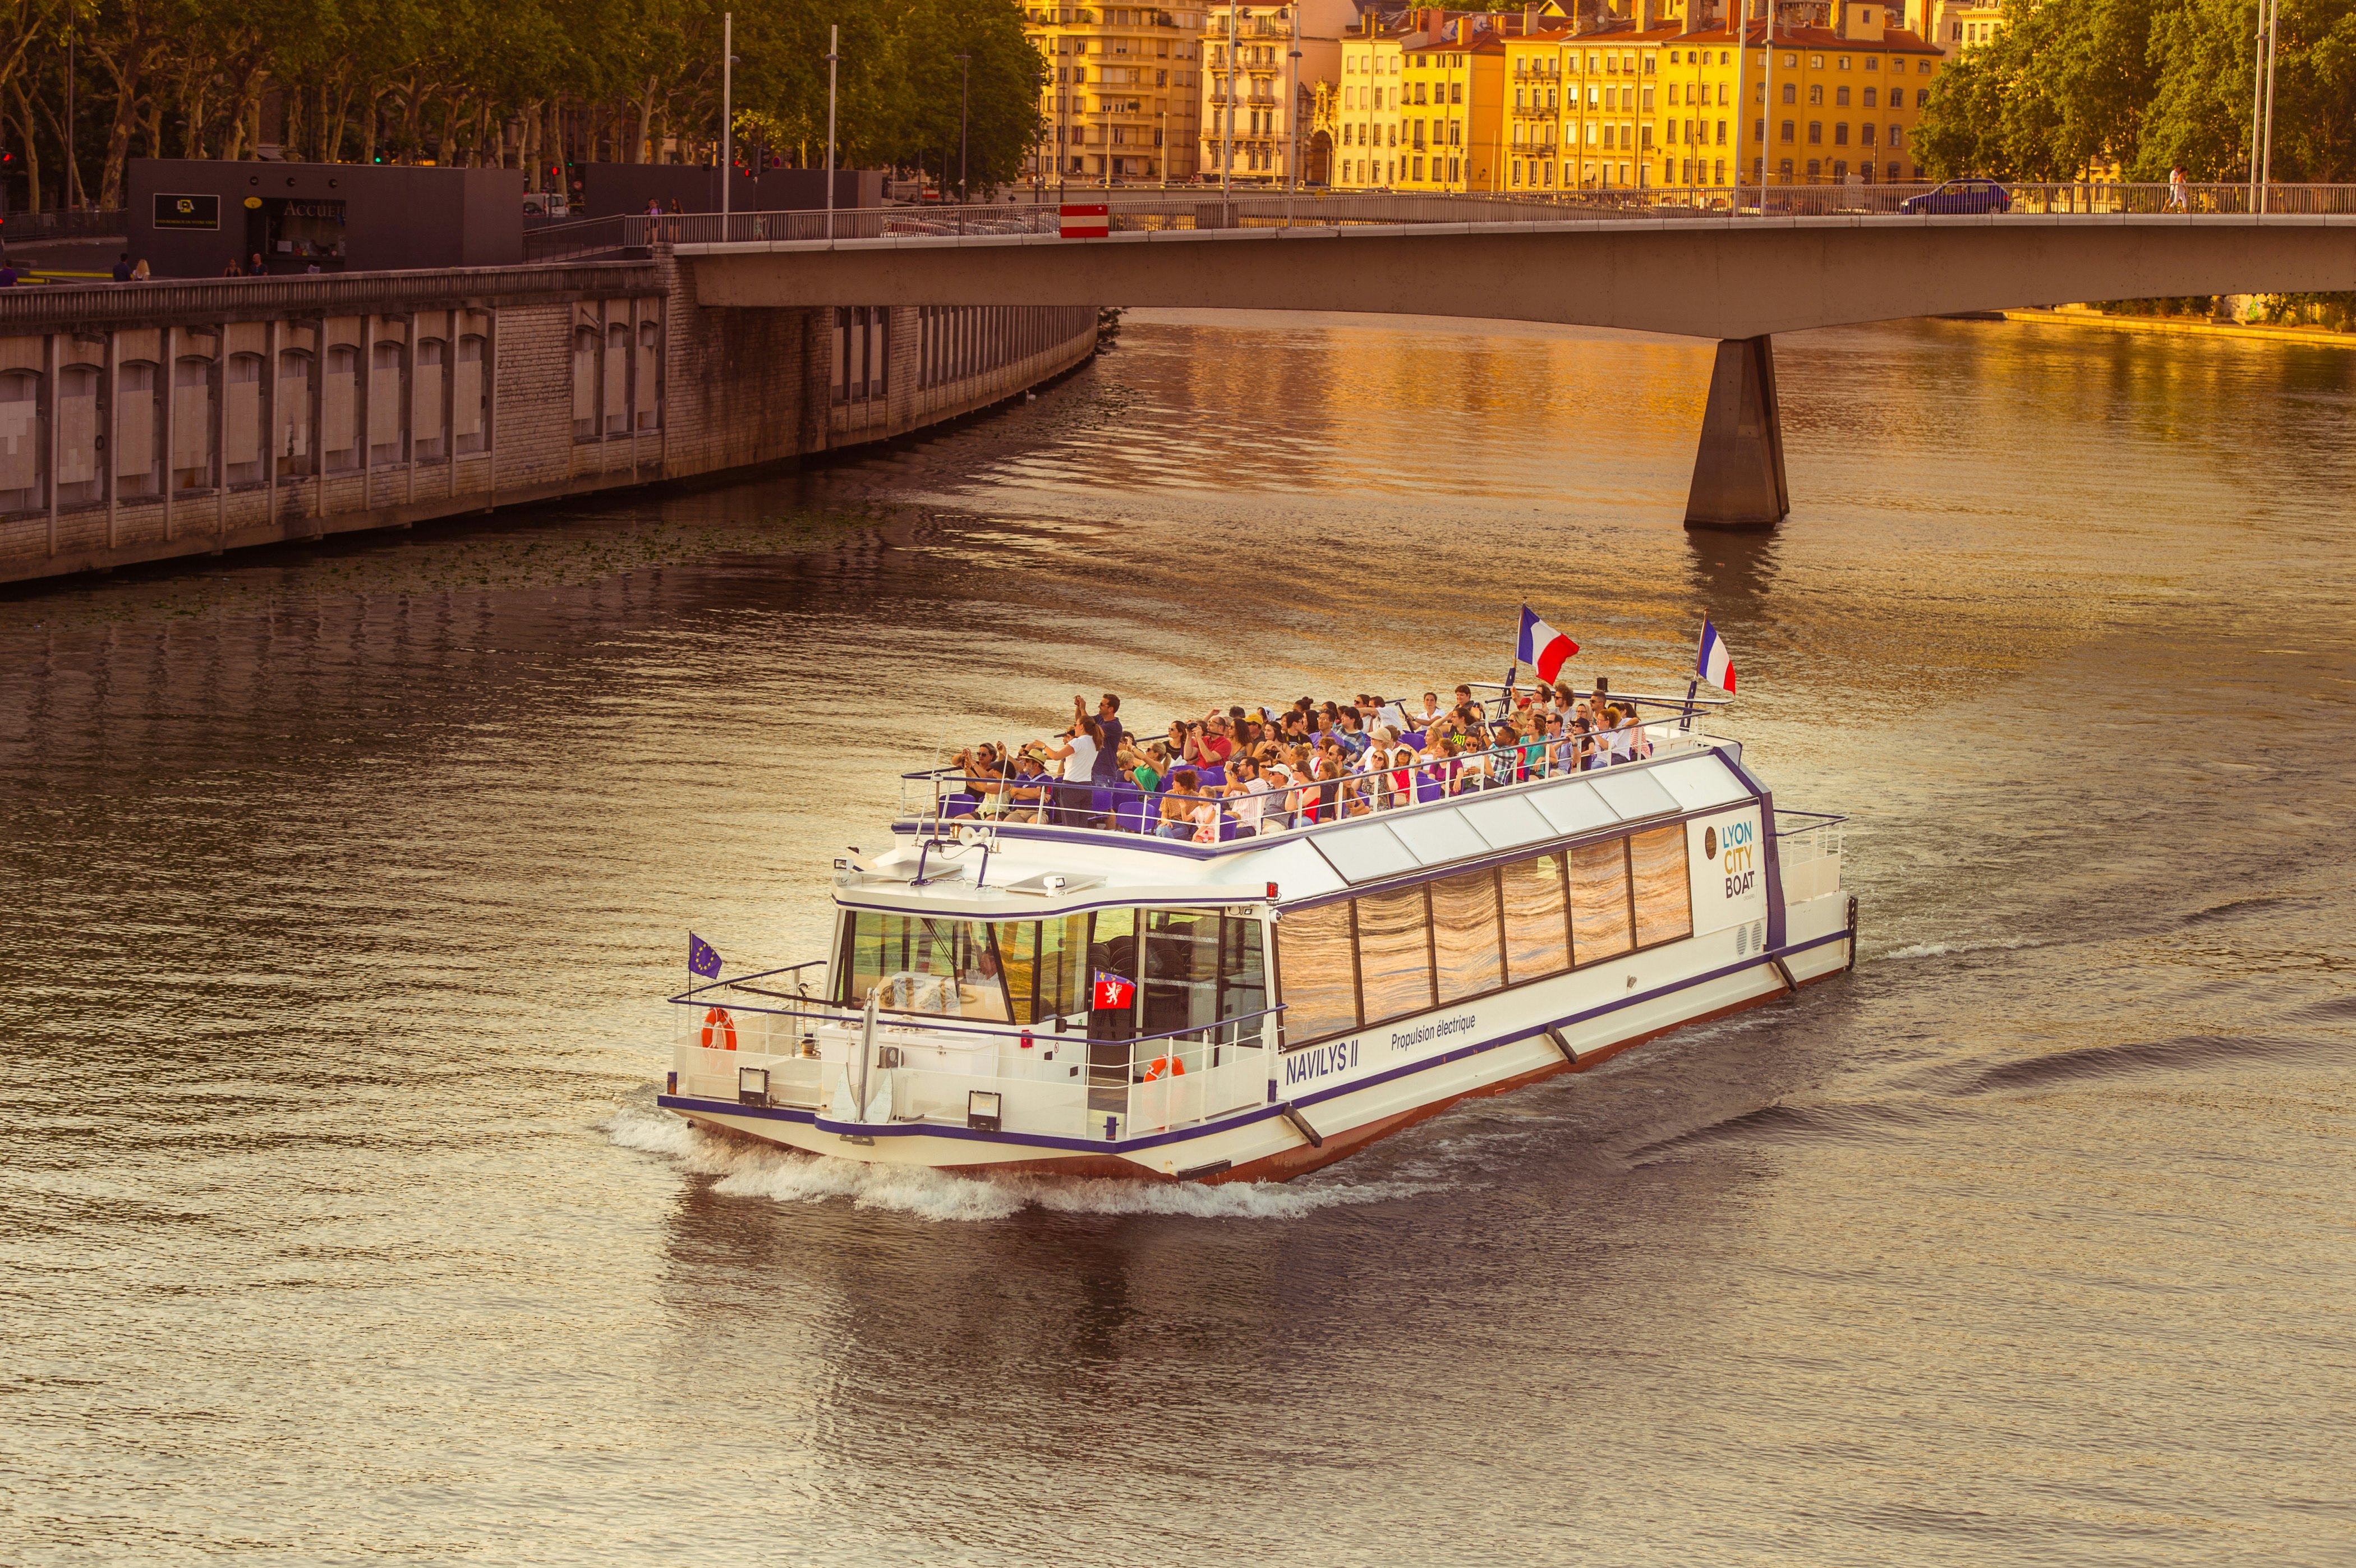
[3,0,1045,209]
[1915,0,2159,178]
[1919,0,2356,181]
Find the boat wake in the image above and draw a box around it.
[1880,936,2046,961]
[604,1102,1437,1221]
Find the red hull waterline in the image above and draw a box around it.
[682,968,1839,1186]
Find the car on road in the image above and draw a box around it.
[1901,178,2013,215]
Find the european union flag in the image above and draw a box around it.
[688,932,723,980]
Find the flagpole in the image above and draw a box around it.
[1680,618,1704,732]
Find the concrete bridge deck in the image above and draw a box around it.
[662,195,2356,526]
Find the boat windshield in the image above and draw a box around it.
[839,913,1015,1023]
[835,907,1268,1035]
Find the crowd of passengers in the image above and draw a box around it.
[946,683,1659,838]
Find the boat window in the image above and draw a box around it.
[1501,851,1571,984]
[1219,917,1266,1030]
[1089,907,1139,1044]
[1356,884,1437,1026]
[1276,901,1359,1042]
[1568,839,1635,961]
[1629,825,1694,948]
[838,913,1013,1021]
[1429,866,1503,1003]
[1142,909,1221,1036]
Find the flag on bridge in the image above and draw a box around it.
[1092,971,1135,1011]
[1697,619,1737,693]
[1060,203,1110,240]
[688,932,723,980]
[1516,605,1580,684]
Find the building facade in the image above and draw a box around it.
[1338,0,1945,194]
[1023,4,1207,185]
[1197,0,1355,188]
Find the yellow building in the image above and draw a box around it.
[1725,6,1944,186]
[1550,26,1681,190]
[1022,4,1207,186]
[1335,21,1412,188]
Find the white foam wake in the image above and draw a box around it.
[604,1102,1433,1222]
[1880,936,2047,961]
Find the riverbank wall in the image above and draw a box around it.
[2006,306,2356,349]
[0,252,1098,586]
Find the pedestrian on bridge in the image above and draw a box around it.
[2168,166,2188,212]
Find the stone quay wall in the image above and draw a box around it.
[0,253,1098,585]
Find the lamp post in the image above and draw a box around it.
[826,23,839,238]
[720,11,734,229]
[1289,31,1302,193]
[1222,3,1237,196]
[956,52,971,201]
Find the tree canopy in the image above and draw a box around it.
[0,0,1045,210]
[1915,0,2356,181]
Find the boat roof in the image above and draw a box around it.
[847,738,1761,920]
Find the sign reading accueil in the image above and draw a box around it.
[154,194,221,231]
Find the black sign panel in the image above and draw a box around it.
[153,193,220,230]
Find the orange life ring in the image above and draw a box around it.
[701,1006,738,1051]
[1143,1054,1185,1082]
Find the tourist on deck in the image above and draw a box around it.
[1088,694,1125,780]
[954,744,1006,814]
[1004,753,1052,821]
[1155,770,1200,839]
[1035,714,1103,826]
[1119,737,1159,794]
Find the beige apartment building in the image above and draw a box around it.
[1197,0,1358,187]
[1023,4,1207,185]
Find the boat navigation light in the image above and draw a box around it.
[1266,881,1279,900]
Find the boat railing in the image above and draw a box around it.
[670,986,1283,1141]
[898,698,1731,842]
[1773,810,1847,902]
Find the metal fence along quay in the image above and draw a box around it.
[521,182,2356,258]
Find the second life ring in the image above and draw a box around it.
[1142,1054,1185,1082]
[701,1006,738,1051]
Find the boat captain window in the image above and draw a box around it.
[839,913,1013,1022]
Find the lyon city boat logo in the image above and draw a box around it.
[1719,819,1758,899]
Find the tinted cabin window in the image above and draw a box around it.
[1429,867,1502,1003]
[1276,901,1359,1042]
[1500,851,1571,983]
[1568,839,1635,961]
[1629,825,1694,948]
[1355,884,1436,1026]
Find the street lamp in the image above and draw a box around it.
[825,23,839,240]
[720,11,735,229]
[1288,34,1302,193]
[956,52,971,201]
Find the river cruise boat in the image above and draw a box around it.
[656,691,1853,1183]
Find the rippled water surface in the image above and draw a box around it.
[4,311,2353,1567]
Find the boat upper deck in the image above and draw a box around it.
[855,719,1768,918]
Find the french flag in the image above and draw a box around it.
[1697,619,1736,693]
[1516,605,1579,683]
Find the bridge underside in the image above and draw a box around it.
[684,215,2355,527]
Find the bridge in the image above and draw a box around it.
[639,186,2356,527]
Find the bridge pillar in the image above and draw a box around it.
[1685,335,1789,529]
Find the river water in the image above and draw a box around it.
[3,310,2353,1567]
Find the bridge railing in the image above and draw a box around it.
[644,182,2356,247]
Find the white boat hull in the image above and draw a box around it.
[663,888,1856,1183]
